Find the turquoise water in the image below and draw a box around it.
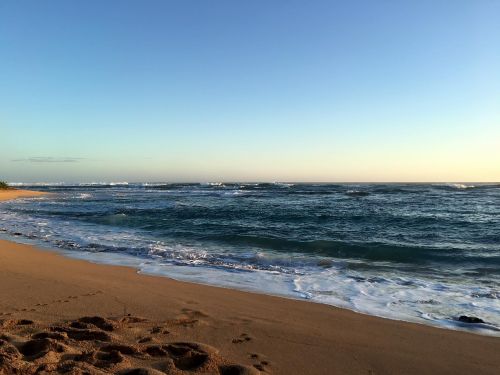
[1,182,499,334]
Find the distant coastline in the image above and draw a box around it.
[0,188,48,201]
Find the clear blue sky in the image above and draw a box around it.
[1,1,499,182]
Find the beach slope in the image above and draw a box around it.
[0,239,499,374]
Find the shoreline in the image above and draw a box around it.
[3,231,499,338]
[1,243,500,374]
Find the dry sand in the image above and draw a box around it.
[0,189,48,201]
[0,192,499,374]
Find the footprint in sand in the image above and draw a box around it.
[76,316,118,331]
[165,308,210,328]
[81,290,104,297]
[19,337,67,359]
[232,333,253,344]
[180,308,209,318]
[137,336,153,343]
[150,326,170,334]
[32,331,68,340]
[119,369,165,375]
[16,307,36,312]
[171,318,199,328]
[219,364,262,375]
[139,342,259,374]
[100,343,140,355]
[249,353,271,371]
[0,314,261,375]
[253,363,267,372]
[120,315,148,324]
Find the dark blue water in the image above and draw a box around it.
[1,182,499,334]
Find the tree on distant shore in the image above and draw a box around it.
[0,181,10,189]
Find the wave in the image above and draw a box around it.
[452,183,475,189]
[144,183,200,190]
[371,186,428,194]
[432,183,500,191]
[437,183,477,190]
[200,234,500,266]
[345,190,370,197]
[76,193,92,199]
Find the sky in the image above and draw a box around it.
[1,1,499,182]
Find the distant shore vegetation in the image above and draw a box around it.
[0,181,11,190]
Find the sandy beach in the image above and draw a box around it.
[1,192,499,374]
[0,189,49,201]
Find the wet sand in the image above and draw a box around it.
[0,192,499,374]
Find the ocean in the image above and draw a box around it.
[1,182,499,335]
